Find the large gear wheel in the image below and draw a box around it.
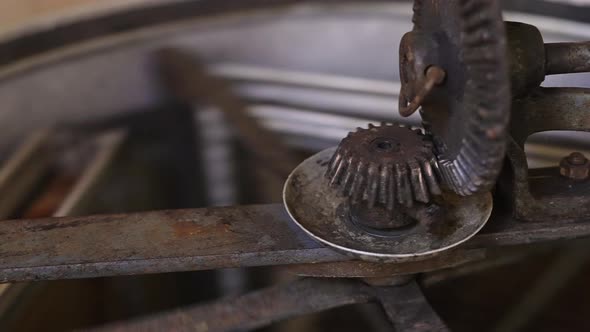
[326,123,441,209]
[399,0,510,196]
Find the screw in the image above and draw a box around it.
[560,152,590,181]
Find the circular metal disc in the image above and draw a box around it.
[283,147,493,262]
[401,0,510,196]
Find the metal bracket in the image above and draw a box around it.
[503,87,590,222]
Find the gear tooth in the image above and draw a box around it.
[463,48,496,63]
[463,11,493,33]
[456,156,480,194]
[410,160,429,203]
[365,163,379,208]
[460,152,481,177]
[446,166,463,189]
[453,158,469,180]
[439,159,460,192]
[328,154,348,186]
[454,155,478,195]
[386,168,396,211]
[439,154,472,196]
[463,29,493,47]
[437,162,451,191]
[462,140,485,170]
[378,165,390,205]
[450,164,470,194]
[340,157,357,195]
[326,148,343,178]
[395,164,413,208]
[349,161,366,201]
[414,154,427,165]
[422,158,442,196]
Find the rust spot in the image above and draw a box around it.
[172,221,229,237]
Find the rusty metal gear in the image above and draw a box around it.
[325,123,441,209]
[399,0,510,196]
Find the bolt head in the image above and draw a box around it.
[568,152,587,165]
[560,153,590,181]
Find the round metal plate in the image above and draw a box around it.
[283,147,492,262]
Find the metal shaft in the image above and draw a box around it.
[545,42,590,75]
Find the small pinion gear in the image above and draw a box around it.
[325,123,441,209]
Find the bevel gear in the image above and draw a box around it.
[325,123,441,209]
[399,0,510,196]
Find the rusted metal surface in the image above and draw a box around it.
[505,22,590,96]
[510,88,590,148]
[89,278,374,332]
[505,22,546,98]
[502,22,590,220]
[504,87,590,222]
[399,0,510,196]
[0,204,336,282]
[156,47,300,179]
[545,42,590,75]
[2,200,590,282]
[376,280,449,331]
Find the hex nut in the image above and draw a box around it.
[560,152,590,181]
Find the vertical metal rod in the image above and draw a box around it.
[376,280,449,332]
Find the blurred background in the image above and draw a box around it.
[0,0,588,331]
